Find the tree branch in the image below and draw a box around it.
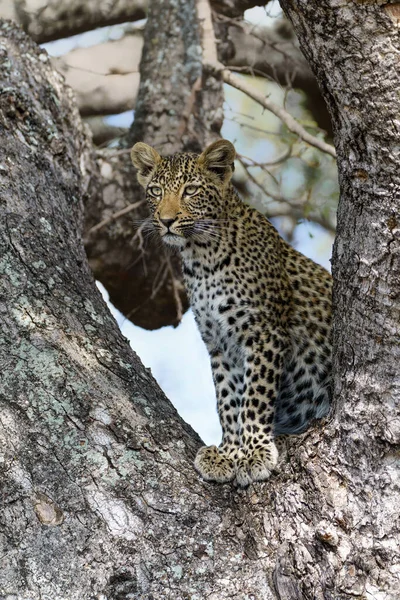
[51,31,142,117]
[49,22,330,134]
[0,0,272,43]
[221,68,336,158]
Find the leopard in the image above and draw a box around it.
[131,139,332,487]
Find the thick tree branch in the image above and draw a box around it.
[50,21,331,134]
[0,0,270,43]
[0,0,148,43]
[51,31,142,117]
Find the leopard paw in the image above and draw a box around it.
[247,442,279,482]
[234,448,253,488]
[194,445,235,483]
[235,442,279,487]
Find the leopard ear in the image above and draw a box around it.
[198,139,236,182]
[131,142,161,187]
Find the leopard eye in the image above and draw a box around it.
[184,185,199,196]
[149,186,162,197]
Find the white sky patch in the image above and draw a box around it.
[97,283,221,446]
[245,1,282,25]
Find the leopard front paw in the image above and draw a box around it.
[248,442,279,482]
[235,442,279,487]
[194,445,235,483]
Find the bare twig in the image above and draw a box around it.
[237,156,283,202]
[88,201,145,235]
[150,259,171,300]
[221,69,336,158]
[225,116,282,137]
[227,65,275,81]
[238,147,292,167]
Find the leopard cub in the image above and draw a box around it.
[131,139,332,487]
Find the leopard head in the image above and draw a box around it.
[131,140,236,248]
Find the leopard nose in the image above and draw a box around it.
[160,217,176,229]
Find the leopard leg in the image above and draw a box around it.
[194,351,242,483]
[235,329,286,487]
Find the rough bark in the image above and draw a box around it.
[0,0,268,44]
[277,0,400,596]
[0,21,244,600]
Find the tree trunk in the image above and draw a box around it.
[277,0,400,596]
[84,0,226,330]
[1,1,399,599]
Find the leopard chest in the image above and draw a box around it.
[182,258,246,361]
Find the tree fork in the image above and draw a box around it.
[0,20,241,599]
[1,3,399,599]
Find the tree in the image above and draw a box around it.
[0,2,398,600]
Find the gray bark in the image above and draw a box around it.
[1,2,399,599]
[278,0,400,596]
